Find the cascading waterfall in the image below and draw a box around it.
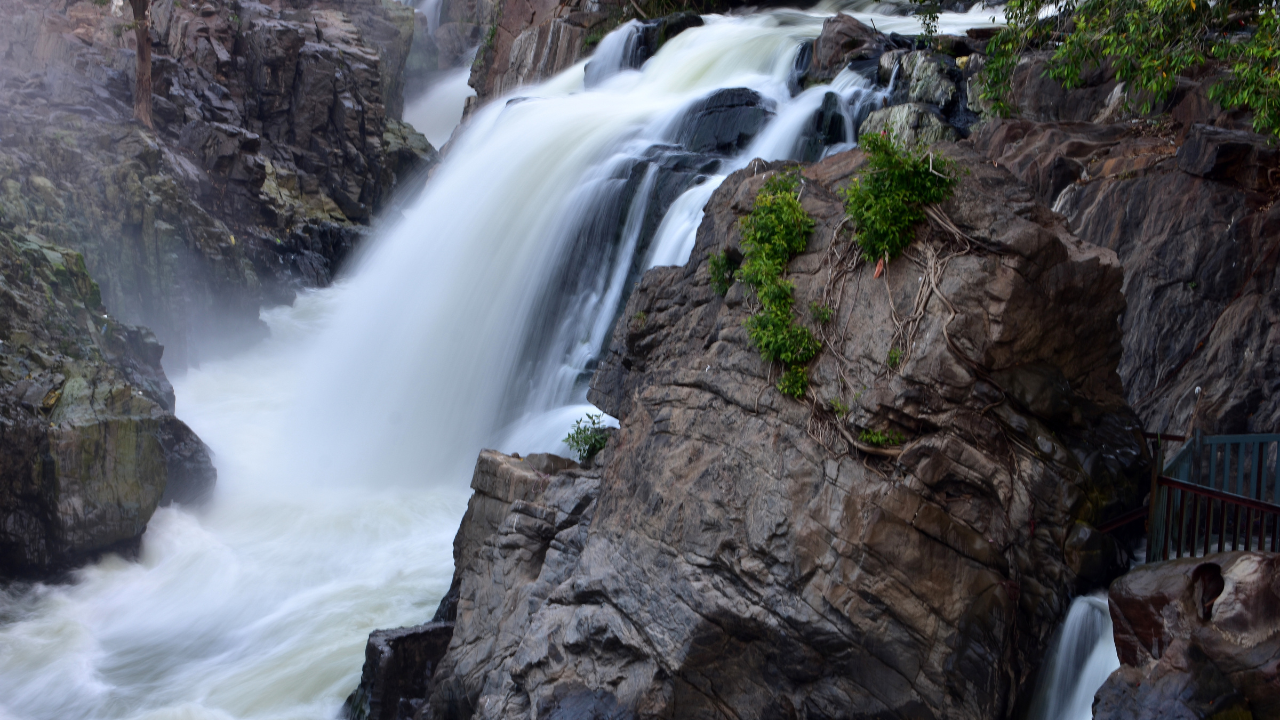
[0,7,1003,720]
[1028,594,1123,720]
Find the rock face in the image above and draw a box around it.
[0,224,214,577]
[972,109,1280,437]
[806,14,885,86]
[359,146,1149,719]
[1096,553,1280,720]
[0,0,435,365]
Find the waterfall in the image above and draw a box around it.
[1028,594,1123,720]
[0,8,998,720]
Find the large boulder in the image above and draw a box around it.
[860,102,959,146]
[807,14,886,86]
[361,145,1148,719]
[1096,553,1280,719]
[0,228,215,577]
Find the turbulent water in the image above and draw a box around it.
[1,7,1003,720]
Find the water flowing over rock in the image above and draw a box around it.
[0,227,214,577]
[1095,553,1280,720]
[356,145,1149,719]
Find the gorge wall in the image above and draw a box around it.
[0,0,437,576]
[0,0,436,367]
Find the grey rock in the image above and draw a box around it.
[860,102,959,146]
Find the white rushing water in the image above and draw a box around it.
[1,7,999,720]
[1028,595,1123,720]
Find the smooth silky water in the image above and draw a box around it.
[0,7,1006,719]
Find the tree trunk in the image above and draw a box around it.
[129,0,153,129]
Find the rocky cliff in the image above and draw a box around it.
[0,0,436,366]
[0,221,214,577]
[348,143,1150,719]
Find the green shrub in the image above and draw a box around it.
[858,428,906,447]
[735,172,819,398]
[887,347,903,370]
[708,250,738,296]
[918,1,941,48]
[829,397,851,417]
[981,0,1280,137]
[842,131,957,264]
[565,413,609,461]
[810,302,833,324]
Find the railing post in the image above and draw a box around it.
[1148,435,1162,562]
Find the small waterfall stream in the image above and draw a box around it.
[0,7,1008,720]
[1028,594,1123,720]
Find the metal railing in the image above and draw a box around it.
[1147,431,1280,562]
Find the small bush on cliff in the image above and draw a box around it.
[981,0,1280,137]
[565,413,609,461]
[708,250,738,296]
[736,171,819,398]
[842,131,957,264]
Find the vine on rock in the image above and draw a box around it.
[732,171,819,398]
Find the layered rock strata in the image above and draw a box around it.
[0,223,214,577]
[352,145,1149,719]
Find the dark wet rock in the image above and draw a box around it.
[1177,123,1279,193]
[673,87,777,155]
[0,226,214,578]
[796,91,847,162]
[359,146,1148,719]
[1096,553,1280,719]
[807,14,886,86]
[971,117,1280,437]
[346,622,457,720]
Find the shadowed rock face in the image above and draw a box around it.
[352,146,1148,720]
[1097,553,1280,720]
[0,226,214,577]
[972,114,1280,438]
[0,0,435,366]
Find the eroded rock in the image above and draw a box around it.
[1097,553,1280,719]
[0,227,214,577]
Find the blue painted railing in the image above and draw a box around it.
[1147,431,1280,562]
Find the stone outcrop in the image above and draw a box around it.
[355,145,1149,719]
[971,107,1280,437]
[0,0,436,365]
[0,223,214,577]
[805,14,885,86]
[1095,552,1280,720]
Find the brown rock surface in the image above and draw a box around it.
[972,115,1280,438]
[354,145,1149,719]
[1096,553,1280,720]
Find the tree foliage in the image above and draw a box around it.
[981,0,1280,136]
